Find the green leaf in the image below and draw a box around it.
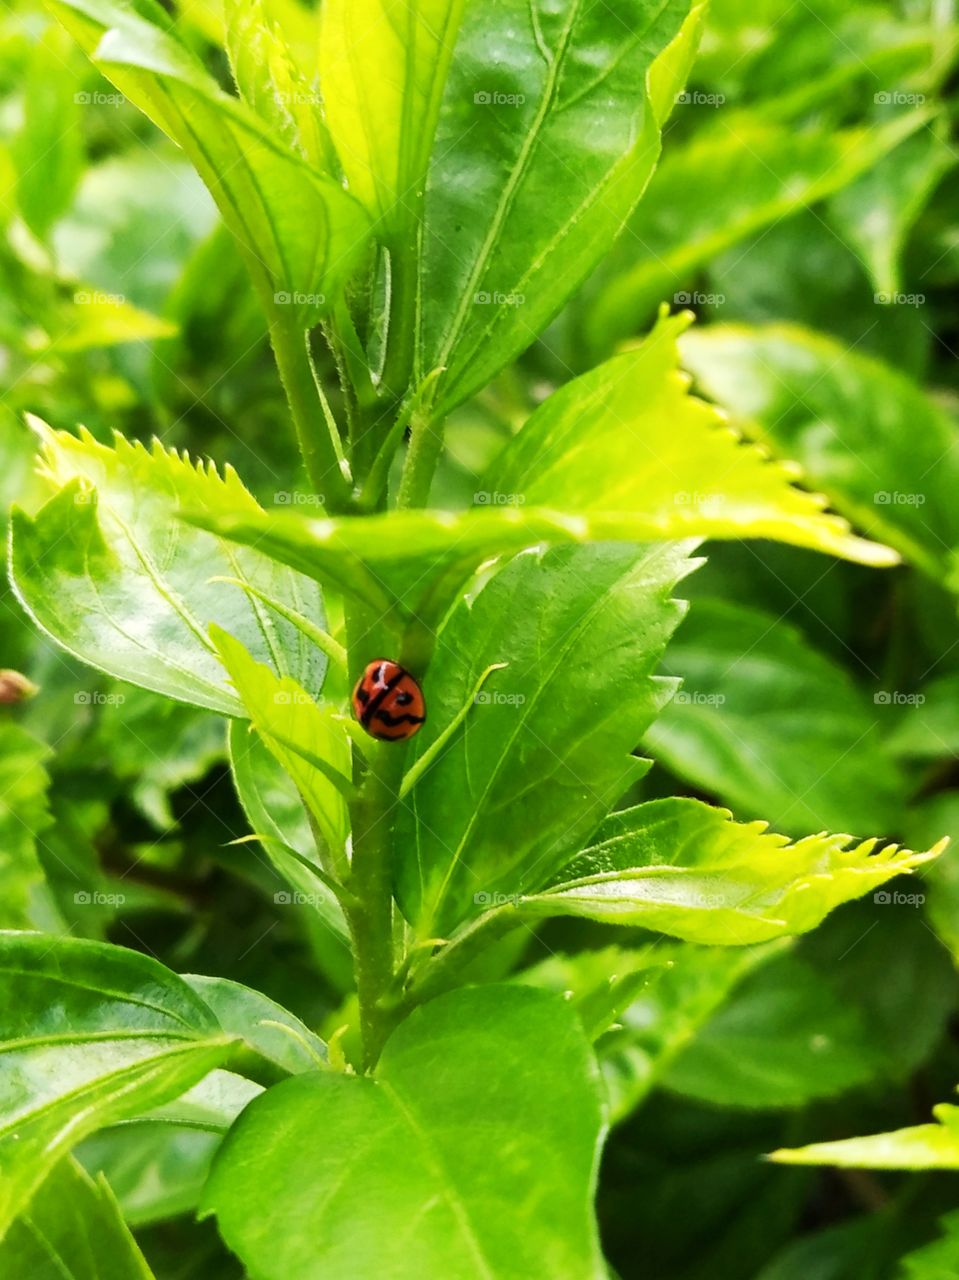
[521,796,940,944]
[771,1103,959,1170]
[899,1212,959,1280]
[89,689,225,831]
[585,112,928,351]
[679,324,959,579]
[522,942,776,1121]
[396,541,696,937]
[224,0,331,173]
[490,311,896,567]
[799,898,957,1081]
[11,25,84,240]
[48,291,177,352]
[78,1070,261,1227]
[889,674,959,760]
[415,0,697,411]
[49,0,370,322]
[212,628,350,889]
[183,975,327,1077]
[644,599,907,835]
[663,951,885,1109]
[0,932,235,1239]
[203,985,608,1280]
[190,318,894,634]
[0,725,54,930]
[828,124,956,297]
[0,1157,156,1279]
[320,0,466,233]
[9,422,327,715]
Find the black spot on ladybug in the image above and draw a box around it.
[351,660,426,742]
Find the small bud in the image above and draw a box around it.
[0,670,39,705]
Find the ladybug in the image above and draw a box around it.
[352,659,426,741]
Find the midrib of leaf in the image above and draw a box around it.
[0,1029,199,1054]
[552,0,670,113]
[379,1079,498,1280]
[415,547,671,927]
[104,505,218,657]
[428,0,584,373]
[0,963,205,1034]
[435,0,673,392]
[0,1037,233,1143]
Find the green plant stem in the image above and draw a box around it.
[396,399,444,509]
[380,244,418,402]
[270,311,351,512]
[346,748,406,1069]
[343,598,411,1069]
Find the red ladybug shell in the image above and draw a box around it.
[352,660,426,741]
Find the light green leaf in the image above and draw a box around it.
[183,974,327,1077]
[49,0,370,322]
[9,422,327,715]
[663,951,885,1109]
[644,599,907,835]
[491,311,896,567]
[518,796,942,944]
[320,0,465,233]
[212,628,350,889]
[0,1156,156,1279]
[78,1070,261,1227]
[47,291,177,352]
[585,112,928,351]
[224,0,331,172]
[0,725,54,931]
[416,0,695,411]
[679,323,959,578]
[203,985,608,1280]
[396,541,696,937]
[12,24,84,240]
[0,932,235,1239]
[771,1103,959,1170]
